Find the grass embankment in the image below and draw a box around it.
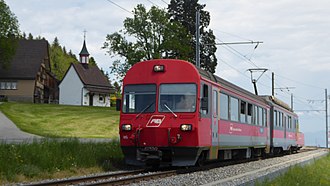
[0,102,119,138]
[0,102,124,184]
[259,153,330,186]
[0,139,124,184]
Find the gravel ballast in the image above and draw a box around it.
[130,149,328,186]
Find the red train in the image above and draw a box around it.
[118,59,304,167]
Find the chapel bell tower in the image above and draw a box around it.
[79,31,90,64]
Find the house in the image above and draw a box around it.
[59,39,114,107]
[0,39,58,103]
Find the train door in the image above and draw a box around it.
[210,86,219,159]
[284,115,287,139]
[283,115,287,149]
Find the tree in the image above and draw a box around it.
[49,37,79,80]
[0,0,20,69]
[168,0,217,73]
[88,57,97,66]
[113,81,121,97]
[27,33,33,40]
[103,4,192,80]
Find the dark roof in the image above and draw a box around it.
[85,86,114,94]
[72,63,114,93]
[79,40,89,56]
[0,39,49,79]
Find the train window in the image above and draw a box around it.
[288,116,292,129]
[258,107,263,126]
[220,93,229,120]
[263,108,267,126]
[247,103,253,124]
[279,112,283,128]
[254,105,258,125]
[213,90,218,117]
[201,84,209,116]
[159,84,197,113]
[122,84,156,113]
[274,110,277,127]
[230,97,239,122]
[240,101,247,123]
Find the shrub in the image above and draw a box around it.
[0,138,124,183]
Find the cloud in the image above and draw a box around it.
[5,0,330,134]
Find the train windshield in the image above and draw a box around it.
[159,84,197,113]
[122,84,156,113]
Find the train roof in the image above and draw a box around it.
[260,95,294,113]
[198,68,268,105]
[198,68,293,113]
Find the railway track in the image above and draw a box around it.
[23,169,177,186]
[23,148,319,186]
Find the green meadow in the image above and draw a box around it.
[0,102,123,184]
[0,102,119,138]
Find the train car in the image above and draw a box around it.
[262,96,302,153]
[118,59,302,167]
[297,132,305,149]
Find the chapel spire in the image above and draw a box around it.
[79,30,89,64]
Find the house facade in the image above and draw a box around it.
[59,39,114,107]
[0,40,58,103]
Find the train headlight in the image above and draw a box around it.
[153,65,165,72]
[180,124,192,131]
[122,124,132,131]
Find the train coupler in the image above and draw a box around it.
[136,148,163,162]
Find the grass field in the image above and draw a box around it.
[0,102,119,138]
[259,153,330,186]
[0,102,123,183]
[0,139,124,184]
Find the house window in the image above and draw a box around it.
[99,95,105,103]
[0,82,5,89]
[0,81,17,90]
[6,82,11,89]
[11,82,17,89]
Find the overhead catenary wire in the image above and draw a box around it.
[146,0,160,7]
[213,32,324,112]
[160,0,168,5]
[105,0,133,15]
[105,0,324,113]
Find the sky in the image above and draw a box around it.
[4,0,330,146]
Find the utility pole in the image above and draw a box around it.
[291,93,294,110]
[195,10,200,68]
[324,88,328,148]
[272,72,275,96]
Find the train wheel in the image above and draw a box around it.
[195,151,206,167]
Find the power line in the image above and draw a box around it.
[214,33,324,111]
[160,0,168,5]
[275,73,324,90]
[105,0,133,15]
[146,0,160,7]
[212,28,254,42]
[218,58,251,80]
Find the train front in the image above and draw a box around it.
[119,59,201,167]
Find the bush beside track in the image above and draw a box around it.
[0,139,124,184]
